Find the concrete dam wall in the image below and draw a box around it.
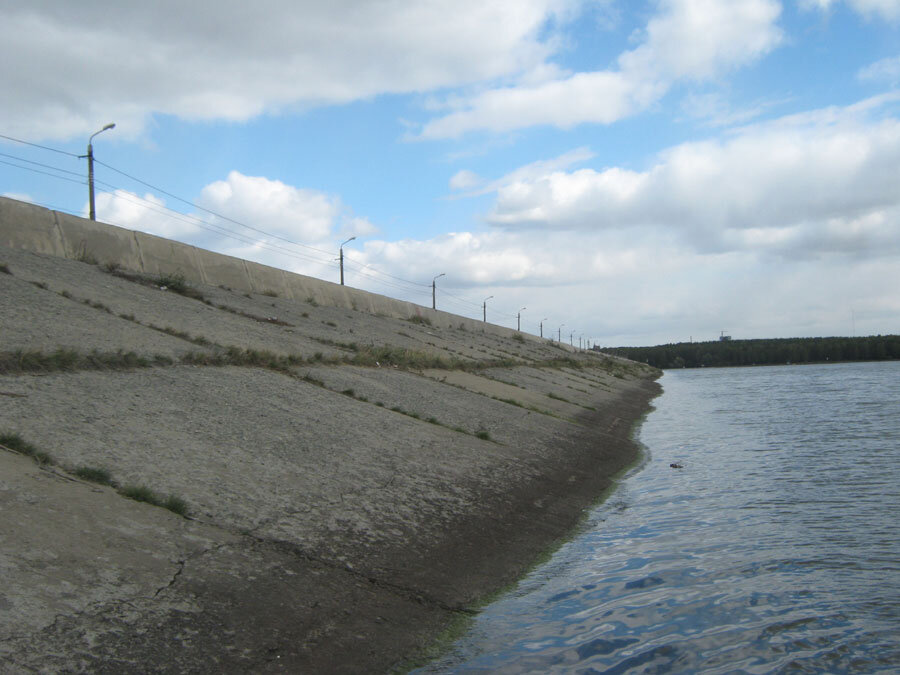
[0,195,516,337]
[0,195,660,672]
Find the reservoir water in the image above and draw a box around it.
[420,361,900,673]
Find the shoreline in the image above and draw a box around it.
[1,233,661,672]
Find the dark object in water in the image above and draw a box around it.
[670,462,683,469]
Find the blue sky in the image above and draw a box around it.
[2,0,899,346]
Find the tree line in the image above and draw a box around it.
[599,335,900,369]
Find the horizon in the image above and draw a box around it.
[2,1,899,347]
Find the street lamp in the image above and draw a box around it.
[483,295,493,323]
[558,324,565,342]
[86,123,115,221]
[570,330,575,346]
[517,307,526,332]
[540,318,547,338]
[432,273,445,310]
[339,236,356,286]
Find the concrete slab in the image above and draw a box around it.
[133,231,204,284]
[55,212,143,270]
[0,197,65,257]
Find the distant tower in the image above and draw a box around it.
[719,330,732,342]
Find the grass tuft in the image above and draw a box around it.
[120,485,189,516]
[162,495,189,516]
[408,315,432,326]
[0,431,53,464]
[74,244,97,265]
[74,466,115,486]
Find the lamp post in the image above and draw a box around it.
[483,295,493,323]
[86,123,115,221]
[339,236,356,286]
[517,307,526,332]
[558,324,564,342]
[570,330,575,346]
[432,273,445,310]
[540,318,547,338]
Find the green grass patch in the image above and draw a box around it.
[120,484,189,516]
[74,465,115,486]
[261,289,279,297]
[0,431,53,464]
[475,429,491,441]
[408,315,432,326]
[0,348,173,375]
[547,392,570,402]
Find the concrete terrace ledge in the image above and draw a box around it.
[0,196,661,672]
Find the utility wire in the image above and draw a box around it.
[0,158,86,186]
[0,133,80,157]
[0,151,85,179]
[1,130,498,314]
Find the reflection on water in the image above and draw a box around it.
[419,361,900,673]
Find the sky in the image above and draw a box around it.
[2,0,899,347]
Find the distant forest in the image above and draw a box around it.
[600,335,900,369]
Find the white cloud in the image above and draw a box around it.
[1,0,571,141]
[449,170,483,191]
[858,55,900,84]
[87,164,900,345]
[484,95,900,260]
[802,0,900,20]
[199,172,339,243]
[93,172,377,279]
[419,0,782,138]
[94,190,197,240]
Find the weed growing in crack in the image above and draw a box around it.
[0,431,53,464]
[74,466,115,486]
[121,484,189,517]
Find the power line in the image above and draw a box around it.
[0,132,80,157]
[0,158,85,186]
[0,151,85,179]
[1,130,504,317]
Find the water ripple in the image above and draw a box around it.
[419,363,900,674]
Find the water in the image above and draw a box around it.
[420,362,900,673]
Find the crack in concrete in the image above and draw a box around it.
[243,533,478,617]
[152,542,231,598]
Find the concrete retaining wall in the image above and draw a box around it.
[0,196,525,338]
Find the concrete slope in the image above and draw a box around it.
[0,211,660,673]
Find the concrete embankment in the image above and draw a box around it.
[0,200,660,673]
